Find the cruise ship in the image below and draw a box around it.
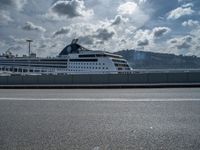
[0,39,132,75]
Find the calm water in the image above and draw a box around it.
[0,88,200,150]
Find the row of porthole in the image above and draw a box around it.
[69,66,109,69]
[70,63,105,66]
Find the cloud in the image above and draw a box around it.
[53,27,70,37]
[0,0,27,24]
[0,10,13,25]
[22,21,46,32]
[9,36,28,44]
[133,29,152,49]
[167,5,194,20]
[182,3,194,8]
[178,0,193,3]
[177,41,191,49]
[130,26,171,52]
[79,35,94,45]
[94,28,115,41]
[111,15,124,26]
[0,0,27,10]
[118,2,138,15]
[134,26,170,43]
[168,35,193,50]
[182,19,199,27]
[165,26,200,56]
[117,1,149,27]
[48,0,93,19]
[0,41,6,51]
[138,0,147,5]
[152,27,171,38]
[137,39,149,46]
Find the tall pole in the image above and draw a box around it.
[26,39,33,57]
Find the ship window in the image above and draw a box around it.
[79,54,96,58]
[69,59,98,62]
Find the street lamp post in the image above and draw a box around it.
[26,39,33,74]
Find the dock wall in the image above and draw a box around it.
[0,72,200,86]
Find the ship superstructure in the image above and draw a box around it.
[0,39,132,75]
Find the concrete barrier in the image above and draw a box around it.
[147,73,168,83]
[37,75,55,85]
[23,75,38,85]
[128,73,148,84]
[108,74,128,84]
[7,76,23,85]
[0,72,200,86]
[72,75,91,84]
[167,73,188,83]
[54,75,73,84]
[90,74,109,84]
[0,76,7,85]
[188,72,200,82]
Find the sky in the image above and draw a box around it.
[0,0,200,57]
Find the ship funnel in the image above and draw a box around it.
[71,39,79,44]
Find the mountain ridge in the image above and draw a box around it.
[115,50,200,69]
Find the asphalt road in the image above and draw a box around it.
[0,88,200,150]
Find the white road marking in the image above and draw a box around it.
[0,98,199,101]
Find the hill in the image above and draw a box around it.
[115,50,200,69]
